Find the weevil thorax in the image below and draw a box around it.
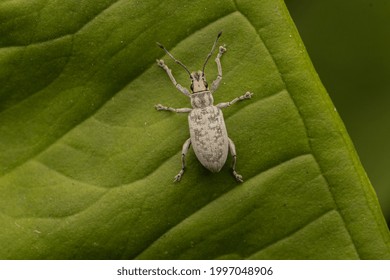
[189,70,214,108]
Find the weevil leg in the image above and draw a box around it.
[174,138,191,182]
[228,138,243,183]
[210,45,227,93]
[156,59,191,96]
[216,91,253,109]
[155,104,192,113]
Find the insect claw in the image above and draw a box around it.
[156,59,165,67]
[244,91,253,99]
[155,104,164,110]
[173,174,182,182]
[219,45,227,54]
[173,169,184,182]
[233,171,244,183]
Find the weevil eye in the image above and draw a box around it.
[190,83,194,92]
[204,81,208,88]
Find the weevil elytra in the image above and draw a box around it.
[155,31,253,182]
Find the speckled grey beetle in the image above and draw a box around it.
[155,31,253,182]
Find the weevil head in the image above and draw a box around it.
[190,71,208,93]
[157,32,222,94]
[189,32,222,93]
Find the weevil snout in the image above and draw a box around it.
[190,71,208,93]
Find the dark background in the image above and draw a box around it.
[284,0,390,226]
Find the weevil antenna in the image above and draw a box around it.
[156,42,191,76]
[202,31,222,74]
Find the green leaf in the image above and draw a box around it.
[0,0,389,259]
[284,0,390,226]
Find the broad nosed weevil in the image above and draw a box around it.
[155,31,253,182]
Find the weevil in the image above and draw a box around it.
[155,31,253,182]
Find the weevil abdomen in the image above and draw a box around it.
[189,105,229,172]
